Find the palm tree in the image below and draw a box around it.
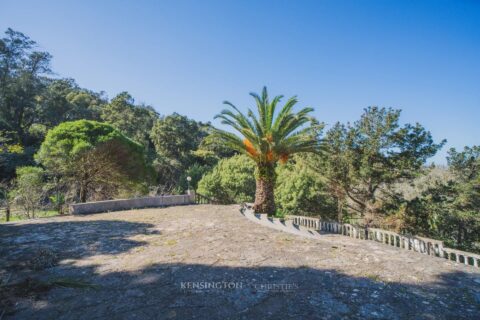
[211,87,322,214]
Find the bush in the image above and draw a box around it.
[197,155,255,203]
[13,166,45,218]
[275,158,336,217]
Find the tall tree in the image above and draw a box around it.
[101,92,158,149]
[318,107,445,224]
[35,120,150,202]
[150,113,208,192]
[38,78,105,127]
[402,146,480,252]
[210,87,322,214]
[0,28,51,145]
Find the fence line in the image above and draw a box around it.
[288,214,480,268]
[195,193,220,205]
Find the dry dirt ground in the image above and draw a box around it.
[0,204,479,319]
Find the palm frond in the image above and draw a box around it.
[214,87,321,164]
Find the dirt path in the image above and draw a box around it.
[1,205,479,319]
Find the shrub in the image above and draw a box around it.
[13,166,45,218]
[275,158,336,217]
[197,155,255,203]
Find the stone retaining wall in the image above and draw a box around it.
[70,193,195,214]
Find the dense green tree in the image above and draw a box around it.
[210,87,322,214]
[194,125,238,166]
[0,28,51,145]
[197,155,256,204]
[151,113,207,167]
[38,78,105,127]
[316,107,445,224]
[101,92,158,149]
[36,120,150,202]
[403,146,480,252]
[0,29,106,180]
[275,156,336,218]
[0,135,32,180]
[150,113,208,191]
[0,29,52,179]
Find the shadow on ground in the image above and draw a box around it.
[0,218,479,319]
[0,219,159,264]
[3,263,480,320]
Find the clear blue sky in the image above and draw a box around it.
[1,0,479,163]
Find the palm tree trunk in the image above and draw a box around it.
[253,164,276,214]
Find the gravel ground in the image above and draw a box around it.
[0,204,479,319]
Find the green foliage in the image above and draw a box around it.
[401,146,480,252]
[101,92,157,148]
[36,120,149,202]
[211,87,322,168]
[209,87,322,213]
[1,27,478,253]
[0,29,51,179]
[0,29,105,180]
[317,106,445,223]
[151,113,208,168]
[49,193,65,214]
[36,120,137,166]
[0,28,52,145]
[177,163,211,193]
[275,156,336,217]
[197,155,256,204]
[150,113,209,191]
[273,209,286,219]
[37,79,105,128]
[12,166,45,218]
[194,129,237,166]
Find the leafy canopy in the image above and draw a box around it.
[101,92,158,148]
[35,120,149,202]
[197,155,256,204]
[210,87,322,167]
[35,120,143,168]
[318,106,445,219]
[275,156,335,217]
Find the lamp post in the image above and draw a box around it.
[186,176,192,195]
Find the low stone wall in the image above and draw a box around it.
[288,214,480,268]
[70,194,195,215]
[239,205,480,269]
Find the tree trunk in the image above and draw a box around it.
[6,205,10,222]
[336,199,343,223]
[253,177,276,214]
[79,184,88,203]
[253,163,276,215]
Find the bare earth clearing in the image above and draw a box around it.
[0,205,479,319]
